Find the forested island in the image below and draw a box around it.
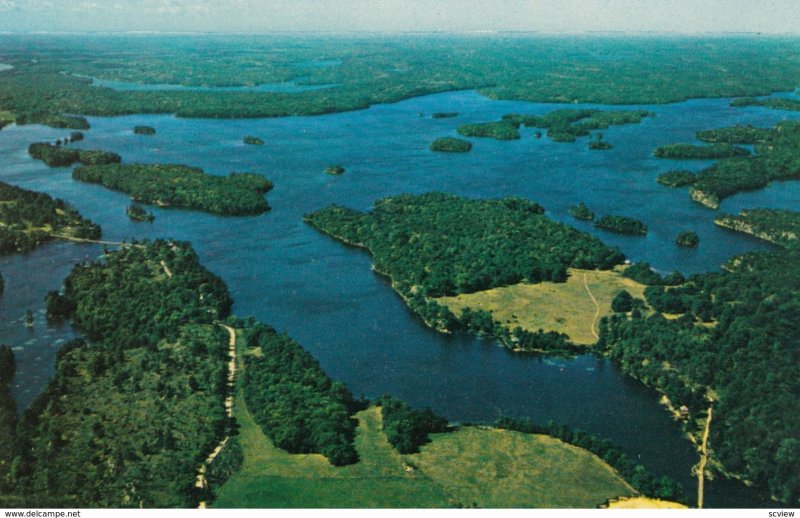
[72,164,273,215]
[569,202,595,221]
[675,231,699,248]
[0,180,100,255]
[594,215,648,236]
[660,121,800,208]
[599,250,800,505]
[503,109,651,143]
[324,165,346,175]
[28,142,121,167]
[429,137,472,152]
[127,203,155,222]
[305,193,624,352]
[134,125,156,135]
[588,140,613,150]
[457,120,520,140]
[714,208,800,249]
[653,143,750,159]
[656,170,697,187]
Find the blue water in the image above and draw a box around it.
[1,90,795,507]
[75,74,337,93]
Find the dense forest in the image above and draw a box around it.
[714,208,800,249]
[429,137,472,152]
[72,163,273,216]
[653,143,750,159]
[0,346,18,505]
[502,108,651,143]
[305,193,624,349]
[599,250,800,505]
[240,322,360,466]
[660,121,800,208]
[0,180,100,255]
[29,142,121,167]
[594,215,648,236]
[8,241,235,507]
[495,417,683,502]
[457,120,520,140]
[5,36,798,125]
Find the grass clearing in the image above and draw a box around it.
[409,427,635,508]
[436,268,646,345]
[605,496,687,508]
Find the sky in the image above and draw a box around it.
[0,0,799,34]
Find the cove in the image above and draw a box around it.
[1,90,796,507]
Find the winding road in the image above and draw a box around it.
[583,273,601,340]
[196,324,237,509]
[697,406,713,509]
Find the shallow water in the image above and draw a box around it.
[1,89,794,506]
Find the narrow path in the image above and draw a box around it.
[697,406,712,509]
[160,260,173,278]
[583,273,601,340]
[49,234,144,248]
[196,324,237,509]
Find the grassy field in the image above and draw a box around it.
[436,268,646,345]
[214,344,635,509]
[605,496,687,509]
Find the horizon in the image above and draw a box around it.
[1,0,799,35]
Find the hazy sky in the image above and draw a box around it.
[1,0,798,34]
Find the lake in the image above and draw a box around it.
[1,89,796,507]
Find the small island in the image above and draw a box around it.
[457,120,520,140]
[503,109,652,143]
[126,203,155,222]
[133,125,156,135]
[431,112,459,119]
[676,231,699,248]
[653,143,750,159]
[588,140,613,150]
[569,202,595,221]
[714,208,800,250]
[73,163,273,215]
[429,137,472,153]
[324,164,346,175]
[594,215,648,236]
[244,135,264,145]
[656,170,697,187]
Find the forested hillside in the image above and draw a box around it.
[599,251,800,505]
[12,241,233,507]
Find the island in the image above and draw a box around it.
[126,203,155,222]
[588,140,613,150]
[569,202,595,221]
[0,180,101,255]
[324,164,346,175]
[72,164,273,215]
[305,193,625,353]
[666,121,800,209]
[656,170,697,187]
[714,208,800,249]
[731,96,800,112]
[429,137,472,153]
[457,121,520,140]
[676,231,699,248]
[28,142,121,167]
[503,109,652,143]
[431,112,459,118]
[653,143,750,159]
[594,215,648,236]
[134,125,156,135]
[243,135,264,145]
